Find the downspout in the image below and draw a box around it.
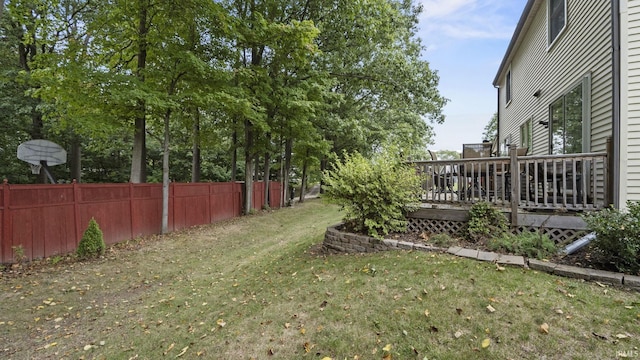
[495,86,500,155]
[612,0,621,209]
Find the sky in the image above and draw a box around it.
[416,0,529,152]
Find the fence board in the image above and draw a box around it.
[210,183,241,221]
[253,182,265,210]
[269,182,282,209]
[173,183,211,231]
[0,181,280,263]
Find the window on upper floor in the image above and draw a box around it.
[506,68,512,105]
[520,119,532,152]
[548,0,566,46]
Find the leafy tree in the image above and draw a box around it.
[483,112,498,142]
[436,150,460,160]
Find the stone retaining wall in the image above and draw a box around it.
[324,224,445,254]
[323,224,640,290]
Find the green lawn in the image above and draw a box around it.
[1,199,638,359]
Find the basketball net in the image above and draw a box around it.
[29,163,42,175]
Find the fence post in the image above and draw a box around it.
[509,144,518,227]
[1,179,9,263]
[129,182,135,239]
[72,179,82,248]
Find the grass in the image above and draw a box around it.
[1,199,639,360]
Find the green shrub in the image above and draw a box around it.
[77,218,106,259]
[582,201,640,273]
[427,233,457,247]
[466,201,509,244]
[12,245,26,264]
[323,147,422,238]
[488,231,557,259]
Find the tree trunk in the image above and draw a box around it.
[243,119,254,214]
[231,122,237,182]
[191,109,201,183]
[263,133,271,208]
[319,157,328,194]
[130,116,146,183]
[299,150,309,203]
[70,137,82,182]
[284,137,292,205]
[130,2,148,183]
[162,108,171,234]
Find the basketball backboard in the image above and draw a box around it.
[17,139,67,166]
[17,140,67,183]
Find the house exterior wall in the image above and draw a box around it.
[620,0,640,205]
[497,0,612,156]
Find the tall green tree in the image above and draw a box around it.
[483,112,498,142]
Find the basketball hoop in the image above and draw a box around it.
[29,163,42,175]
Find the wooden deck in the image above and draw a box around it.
[411,145,612,216]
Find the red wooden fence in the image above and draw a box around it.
[0,181,280,263]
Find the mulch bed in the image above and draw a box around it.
[382,229,626,275]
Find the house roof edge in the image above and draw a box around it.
[492,0,540,86]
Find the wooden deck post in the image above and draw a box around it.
[509,144,518,227]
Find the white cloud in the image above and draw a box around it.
[421,0,476,19]
[418,0,522,40]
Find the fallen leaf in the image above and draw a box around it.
[382,344,392,352]
[486,305,496,313]
[83,344,92,351]
[303,342,315,353]
[555,309,564,315]
[615,333,629,339]
[496,265,505,271]
[176,346,189,359]
[539,323,549,334]
[454,330,463,339]
[320,358,332,360]
[424,309,430,317]
[481,338,491,348]
[164,343,175,355]
[300,328,306,335]
[456,308,463,315]
[284,323,290,329]
[216,319,226,328]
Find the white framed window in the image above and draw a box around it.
[505,68,512,105]
[520,118,532,151]
[548,0,567,47]
[548,75,591,154]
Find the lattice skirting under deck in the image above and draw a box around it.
[408,216,589,245]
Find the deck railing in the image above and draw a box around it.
[412,145,610,212]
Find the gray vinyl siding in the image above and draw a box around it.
[498,0,612,156]
[623,0,640,203]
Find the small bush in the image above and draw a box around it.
[488,231,557,259]
[427,233,457,247]
[77,218,106,259]
[466,201,509,244]
[12,245,26,264]
[583,201,640,273]
[323,147,422,238]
